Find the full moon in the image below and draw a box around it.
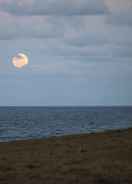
[12,53,29,69]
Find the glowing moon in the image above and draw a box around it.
[12,53,29,69]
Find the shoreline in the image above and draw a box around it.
[0,128,132,183]
[1,127,131,143]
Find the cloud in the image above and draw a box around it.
[0,0,107,15]
[108,11,132,26]
[111,45,132,58]
[0,0,132,65]
[0,15,109,42]
[106,0,132,26]
[63,30,108,47]
[0,0,132,106]
[0,13,64,40]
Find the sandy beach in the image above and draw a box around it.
[0,128,132,184]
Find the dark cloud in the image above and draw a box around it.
[0,15,64,40]
[111,45,132,58]
[0,15,107,41]
[64,32,108,47]
[0,0,107,15]
[0,0,132,61]
[106,0,132,26]
[107,11,132,26]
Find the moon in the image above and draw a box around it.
[12,53,29,69]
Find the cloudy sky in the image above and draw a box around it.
[0,0,132,106]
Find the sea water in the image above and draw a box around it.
[0,106,132,142]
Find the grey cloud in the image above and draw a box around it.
[64,32,108,47]
[0,0,107,15]
[106,0,132,26]
[0,15,108,41]
[111,45,132,58]
[0,0,132,106]
[107,11,132,26]
[0,11,132,62]
[0,15,63,40]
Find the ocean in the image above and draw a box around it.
[0,106,132,142]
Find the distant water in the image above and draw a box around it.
[0,106,132,142]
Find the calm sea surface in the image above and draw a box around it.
[0,106,132,142]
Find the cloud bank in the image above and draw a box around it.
[0,0,132,105]
[0,0,107,15]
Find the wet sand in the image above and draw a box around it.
[0,128,132,184]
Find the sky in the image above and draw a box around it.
[0,0,132,106]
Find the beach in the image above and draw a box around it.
[0,128,132,184]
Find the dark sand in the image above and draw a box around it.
[0,129,132,184]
